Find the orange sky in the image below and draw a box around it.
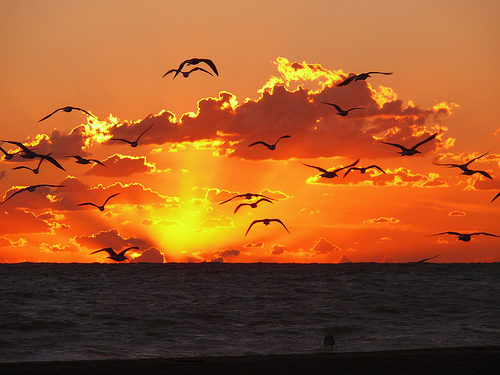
[1,1,500,263]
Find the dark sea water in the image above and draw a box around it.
[0,263,499,363]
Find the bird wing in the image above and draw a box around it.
[174,60,190,78]
[366,72,393,75]
[335,159,360,172]
[474,170,492,179]
[337,75,357,86]
[256,198,273,204]
[491,192,500,203]
[379,141,407,151]
[136,124,154,141]
[90,247,117,256]
[0,187,28,204]
[190,67,213,76]
[103,193,120,206]
[12,166,30,171]
[248,141,271,148]
[271,219,290,234]
[39,154,65,171]
[301,162,327,173]
[1,140,31,153]
[78,202,99,208]
[233,203,248,214]
[466,151,490,165]
[431,231,459,236]
[244,220,262,236]
[346,107,365,112]
[473,232,499,237]
[412,133,437,150]
[275,135,291,144]
[76,108,97,118]
[162,68,178,78]
[118,246,139,256]
[343,167,356,178]
[199,59,218,76]
[38,108,63,122]
[219,195,240,205]
[414,254,440,264]
[368,165,386,174]
[110,138,132,144]
[91,159,105,166]
[321,102,343,111]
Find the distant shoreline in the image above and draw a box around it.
[2,346,499,375]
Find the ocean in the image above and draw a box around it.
[0,263,499,363]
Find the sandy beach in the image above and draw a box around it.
[1,346,499,375]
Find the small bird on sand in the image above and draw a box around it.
[433,151,492,179]
[302,159,359,179]
[234,198,273,214]
[244,218,290,236]
[321,102,365,116]
[172,58,218,79]
[89,246,139,262]
[38,106,97,122]
[430,232,499,242]
[163,67,213,79]
[219,193,275,205]
[248,135,291,150]
[0,184,64,205]
[78,193,120,211]
[338,71,393,86]
[110,124,154,147]
[379,133,437,156]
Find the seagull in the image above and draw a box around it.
[248,135,291,150]
[68,155,105,166]
[302,159,359,179]
[321,102,365,116]
[234,198,273,214]
[163,67,213,79]
[0,140,65,170]
[110,124,154,147]
[430,231,499,242]
[89,246,139,262]
[324,327,335,354]
[219,193,275,205]
[12,157,46,174]
[78,193,120,211]
[0,184,64,205]
[433,151,492,179]
[411,254,440,264]
[0,146,15,160]
[173,58,218,79]
[338,71,393,86]
[379,133,437,156]
[491,192,500,203]
[244,218,290,236]
[38,106,97,122]
[343,164,386,178]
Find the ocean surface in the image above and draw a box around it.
[0,262,499,363]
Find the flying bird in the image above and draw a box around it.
[0,146,15,160]
[430,232,499,242]
[433,151,492,179]
[89,246,139,262]
[110,124,154,147]
[12,157,46,174]
[321,102,365,116]
[163,67,213,79]
[234,198,273,214]
[324,327,335,354]
[244,218,290,237]
[68,155,105,166]
[78,193,120,211]
[343,164,386,178]
[411,254,440,264]
[491,192,500,203]
[0,184,64,205]
[38,106,97,122]
[338,71,393,86]
[248,135,291,150]
[219,193,275,205]
[172,58,218,79]
[0,140,65,170]
[379,133,437,156]
[302,159,359,179]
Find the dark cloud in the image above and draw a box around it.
[84,154,156,177]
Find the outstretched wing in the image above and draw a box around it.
[118,246,139,256]
[190,67,213,76]
[473,232,499,237]
[199,59,218,76]
[244,220,262,237]
[90,247,116,256]
[474,170,492,180]
[379,141,407,152]
[103,193,120,206]
[136,124,154,142]
[412,133,437,150]
[110,138,132,144]
[300,162,328,173]
[39,154,65,171]
[336,159,360,172]
[38,108,63,122]
[78,202,99,208]
[337,75,357,86]
[321,102,343,112]
[0,187,29,205]
[162,68,178,78]
[75,107,97,118]
[248,141,271,148]
[271,219,290,234]
[366,71,393,76]
[233,203,249,214]
[368,165,386,174]
[466,151,490,165]
[491,191,500,203]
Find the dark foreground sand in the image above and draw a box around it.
[1,346,499,375]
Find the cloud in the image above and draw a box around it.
[310,237,341,255]
[84,154,160,177]
[449,211,465,217]
[363,217,400,225]
[131,247,166,263]
[0,209,51,234]
[199,216,234,229]
[270,244,287,255]
[40,243,79,253]
[75,228,153,252]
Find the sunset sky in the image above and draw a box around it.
[1,1,499,263]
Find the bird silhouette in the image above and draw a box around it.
[244,218,290,236]
[430,232,499,242]
[78,193,120,211]
[379,133,437,156]
[0,184,64,205]
[163,67,213,79]
[491,192,500,203]
[219,193,275,205]
[68,155,105,166]
[321,102,365,116]
[433,151,492,179]
[338,71,393,86]
[110,124,154,147]
[343,164,386,178]
[172,58,218,79]
[0,146,15,160]
[38,106,97,122]
[411,254,440,264]
[234,198,273,214]
[89,246,139,262]
[0,140,65,170]
[324,327,335,354]
[302,159,359,179]
[12,157,46,174]
[248,135,291,150]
